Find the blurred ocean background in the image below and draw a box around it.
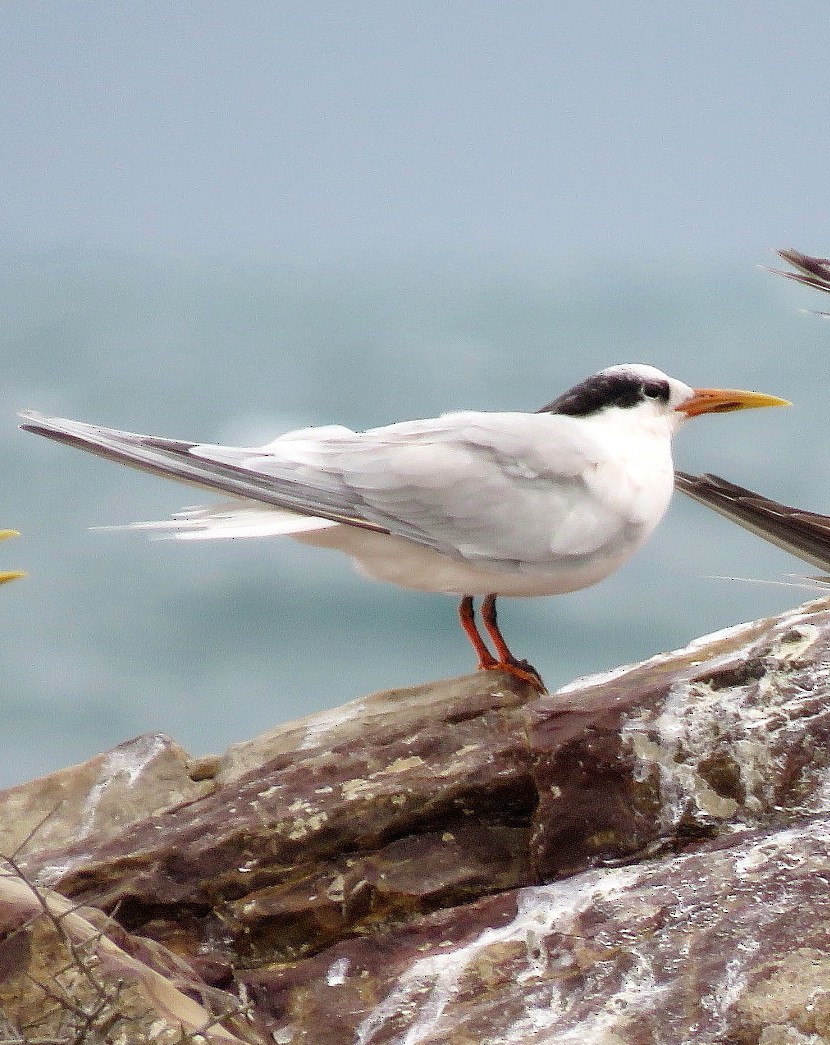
[2,251,827,787]
[2,3,830,787]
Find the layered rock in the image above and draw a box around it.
[2,596,830,1043]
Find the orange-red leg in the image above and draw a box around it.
[458,594,546,692]
[458,595,497,669]
[480,593,513,662]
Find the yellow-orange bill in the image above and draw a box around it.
[677,388,790,418]
[0,531,24,583]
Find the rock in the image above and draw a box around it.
[0,732,215,867]
[243,815,830,1044]
[2,596,830,1043]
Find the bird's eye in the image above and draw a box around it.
[642,381,669,401]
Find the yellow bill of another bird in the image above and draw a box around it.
[0,529,26,583]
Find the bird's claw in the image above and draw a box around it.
[481,657,547,694]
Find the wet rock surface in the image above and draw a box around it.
[3,597,830,1043]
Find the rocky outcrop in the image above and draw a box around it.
[2,596,830,1043]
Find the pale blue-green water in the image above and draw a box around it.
[1,251,827,788]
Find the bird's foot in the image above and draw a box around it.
[480,657,547,694]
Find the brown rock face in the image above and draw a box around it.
[3,597,830,1043]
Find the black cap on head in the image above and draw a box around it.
[538,369,671,417]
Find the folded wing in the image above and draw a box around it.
[20,410,617,566]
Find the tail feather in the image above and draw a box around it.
[101,502,339,541]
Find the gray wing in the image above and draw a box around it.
[20,410,601,563]
[675,471,830,573]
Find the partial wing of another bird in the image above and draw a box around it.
[675,471,830,574]
[770,249,830,308]
[697,249,830,573]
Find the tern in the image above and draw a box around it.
[20,364,787,690]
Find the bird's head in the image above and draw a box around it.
[539,363,788,436]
